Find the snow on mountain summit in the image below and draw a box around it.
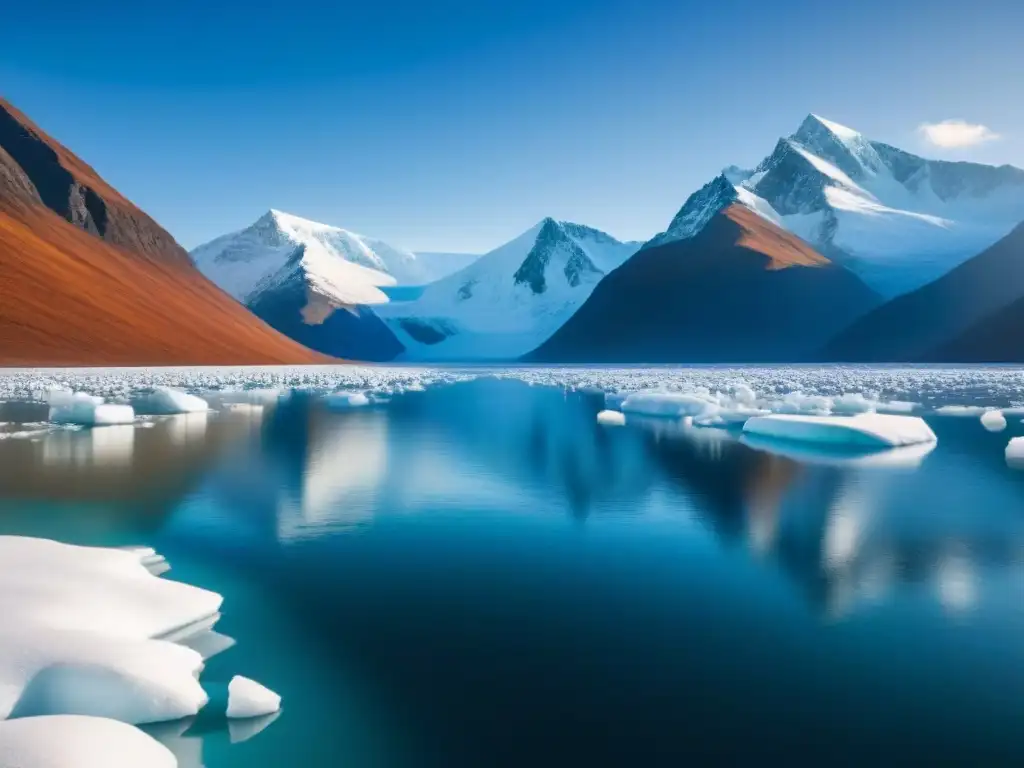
[376,218,641,360]
[190,209,430,308]
[656,114,1024,297]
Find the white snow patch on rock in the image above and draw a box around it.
[226,676,282,719]
[743,413,937,448]
[0,715,176,768]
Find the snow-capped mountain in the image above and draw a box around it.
[530,204,880,363]
[191,209,431,308]
[376,218,642,360]
[659,115,1024,297]
[190,210,424,360]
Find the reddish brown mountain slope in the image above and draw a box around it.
[528,204,880,363]
[0,98,327,365]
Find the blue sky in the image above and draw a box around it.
[3,0,1022,253]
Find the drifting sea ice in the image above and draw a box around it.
[324,391,370,408]
[596,410,626,426]
[226,676,283,719]
[1006,437,1024,469]
[138,386,210,415]
[0,536,284,759]
[620,392,720,419]
[0,715,176,768]
[743,413,937,449]
[47,392,134,426]
[980,409,1007,432]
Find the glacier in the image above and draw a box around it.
[376,218,641,360]
[191,209,428,308]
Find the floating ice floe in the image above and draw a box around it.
[324,391,370,409]
[0,534,281,749]
[139,386,210,415]
[0,715,176,768]
[620,392,719,419]
[934,405,989,417]
[743,413,937,449]
[226,676,282,719]
[1006,437,1024,469]
[47,392,134,427]
[980,409,1007,432]
[741,433,937,468]
[596,410,626,427]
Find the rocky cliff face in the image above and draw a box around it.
[0,98,190,267]
[0,97,326,365]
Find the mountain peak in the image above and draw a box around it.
[797,114,861,142]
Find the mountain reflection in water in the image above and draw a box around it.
[1,378,1023,765]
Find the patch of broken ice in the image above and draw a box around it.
[1,365,1024,418]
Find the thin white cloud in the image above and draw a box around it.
[918,119,1001,149]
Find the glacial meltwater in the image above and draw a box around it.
[1,369,1024,765]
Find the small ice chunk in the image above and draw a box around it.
[743,413,937,448]
[49,393,134,426]
[620,392,719,419]
[980,409,1007,432]
[324,391,370,409]
[226,676,281,719]
[0,715,176,768]
[1005,437,1024,469]
[596,410,626,427]
[143,387,209,415]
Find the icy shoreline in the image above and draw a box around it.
[0,537,281,767]
[1,364,1024,411]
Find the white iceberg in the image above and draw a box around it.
[226,675,282,719]
[743,413,937,448]
[741,433,937,468]
[48,393,134,426]
[324,391,370,409]
[980,409,1007,432]
[0,715,176,768]
[142,386,210,415]
[620,392,719,419]
[1006,437,1024,469]
[596,410,626,426]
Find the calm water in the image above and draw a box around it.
[2,378,1024,765]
